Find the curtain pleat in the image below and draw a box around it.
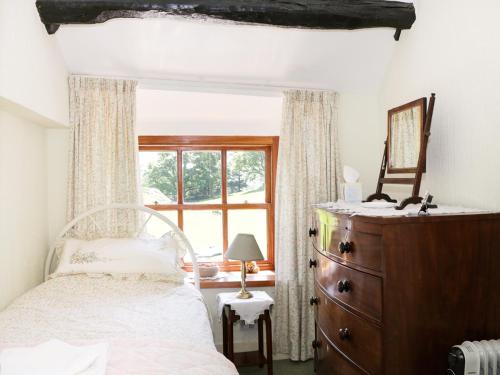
[66,75,139,239]
[273,90,341,360]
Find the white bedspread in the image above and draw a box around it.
[0,275,214,348]
[0,275,237,374]
[0,339,237,375]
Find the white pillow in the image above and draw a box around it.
[52,238,186,282]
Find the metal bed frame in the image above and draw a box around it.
[44,204,200,289]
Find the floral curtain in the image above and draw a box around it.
[273,90,341,361]
[66,76,139,238]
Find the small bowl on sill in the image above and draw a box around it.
[199,263,220,278]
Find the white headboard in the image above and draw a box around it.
[45,204,200,289]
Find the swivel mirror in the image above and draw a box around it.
[387,98,426,173]
[366,93,436,210]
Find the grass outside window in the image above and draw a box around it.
[139,136,278,272]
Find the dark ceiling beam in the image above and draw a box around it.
[36,0,416,40]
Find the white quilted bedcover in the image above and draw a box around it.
[0,275,237,374]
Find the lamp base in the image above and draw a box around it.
[236,289,253,299]
[236,260,253,299]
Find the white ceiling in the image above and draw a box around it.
[55,17,399,93]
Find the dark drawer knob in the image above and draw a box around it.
[312,340,321,349]
[309,228,317,237]
[337,280,351,293]
[309,297,319,306]
[338,241,353,254]
[309,258,317,268]
[339,328,351,340]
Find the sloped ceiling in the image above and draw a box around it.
[55,17,399,93]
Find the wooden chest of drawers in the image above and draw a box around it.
[310,208,500,375]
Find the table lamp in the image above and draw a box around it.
[226,233,264,299]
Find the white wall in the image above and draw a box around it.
[0,0,69,127]
[0,1,69,309]
[137,89,283,136]
[0,110,48,309]
[380,0,500,209]
[338,93,383,197]
[46,129,70,243]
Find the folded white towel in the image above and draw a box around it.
[0,339,108,375]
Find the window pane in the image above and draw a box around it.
[183,151,221,204]
[228,209,268,259]
[227,151,266,203]
[142,210,178,238]
[183,210,223,262]
[139,151,178,204]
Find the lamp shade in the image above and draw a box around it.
[226,234,264,261]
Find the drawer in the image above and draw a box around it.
[315,326,366,375]
[325,228,382,272]
[315,250,382,321]
[314,285,382,374]
[312,209,353,252]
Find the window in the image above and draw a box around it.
[139,136,278,271]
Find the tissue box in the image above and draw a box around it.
[343,182,362,203]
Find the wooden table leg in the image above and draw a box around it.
[265,310,273,375]
[228,309,235,361]
[222,306,228,358]
[258,313,264,367]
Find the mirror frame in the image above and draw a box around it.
[387,97,427,174]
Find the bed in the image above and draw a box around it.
[0,205,237,374]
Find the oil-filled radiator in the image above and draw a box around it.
[448,341,500,375]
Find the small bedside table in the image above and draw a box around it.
[217,291,274,375]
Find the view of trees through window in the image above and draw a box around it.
[142,151,265,204]
[141,151,178,203]
[138,136,277,271]
[227,151,265,200]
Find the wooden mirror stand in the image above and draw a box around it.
[365,93,436,210]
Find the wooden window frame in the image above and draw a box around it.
[139,136,279,272]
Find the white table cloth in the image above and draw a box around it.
[216,291,274,324]
[314,201,488,217]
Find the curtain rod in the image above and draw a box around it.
[71,73,337,97]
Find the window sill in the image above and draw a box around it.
[188,270,275,289]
